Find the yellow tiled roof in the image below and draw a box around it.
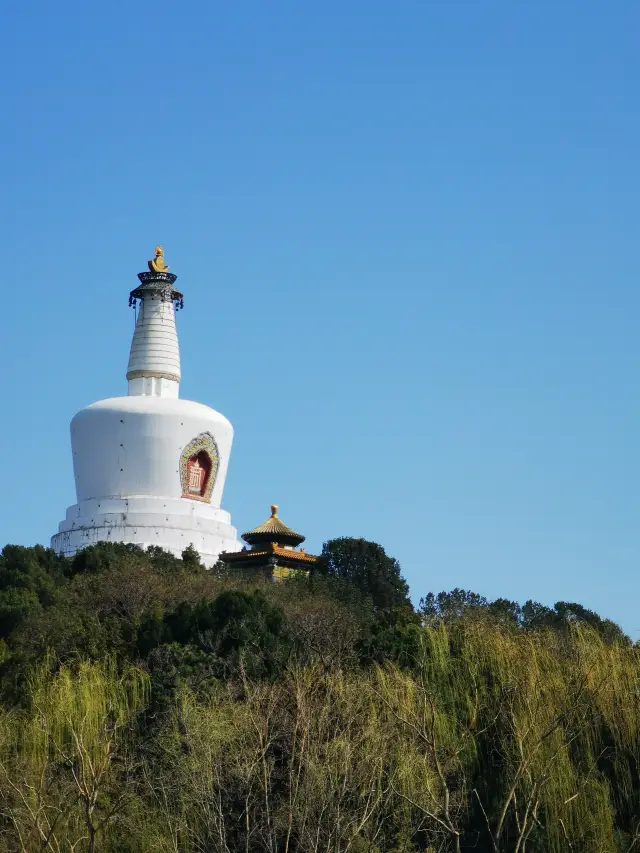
[242,505,306,547]
[224,544,318,564]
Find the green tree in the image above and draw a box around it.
[318,537,411,613]
[0,545,65,640]
[162,589,294,680]
[0,657,149,853]
[420,588,490,622]
[181,543,204,572]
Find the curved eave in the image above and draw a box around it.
[242,531,306,548]
[223,546,318,564]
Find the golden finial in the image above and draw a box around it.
[148,245,170,273]
[271,504,279,517]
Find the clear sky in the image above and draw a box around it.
[1,1,639,635]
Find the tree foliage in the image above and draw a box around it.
[0,540,637,852]
[318,537,411,612]
[420,587,631,644]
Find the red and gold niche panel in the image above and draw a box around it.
[179,433,219,503]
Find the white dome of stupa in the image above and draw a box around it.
[51,247,241,566]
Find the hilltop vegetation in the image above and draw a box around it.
[0,539,637,852]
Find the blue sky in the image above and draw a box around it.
[1,1,639,635]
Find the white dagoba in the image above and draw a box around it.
[51,247,241,566]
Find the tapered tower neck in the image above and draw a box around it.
[126,269,185,398]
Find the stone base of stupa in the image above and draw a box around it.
[51,496,241,567]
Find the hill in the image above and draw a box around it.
[0,540,637,852]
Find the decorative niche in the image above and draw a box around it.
[179,432,219,502]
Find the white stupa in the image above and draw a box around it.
[51,246,241,566]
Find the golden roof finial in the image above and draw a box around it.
[271,504,279,517]
[148,245,170,273]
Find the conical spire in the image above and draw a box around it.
[126,247,184,398]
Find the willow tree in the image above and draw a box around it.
[374,622,489,852]
[0,658,149,853]
[140,618,640,853]
[270,665,397,853]
[147,667,397,853]
[372,618,640,853]
[453,620,638,852]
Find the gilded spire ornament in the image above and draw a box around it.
[148,245,170,273]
